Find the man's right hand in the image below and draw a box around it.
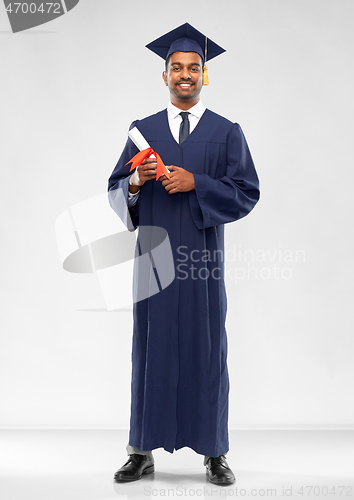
[129,157,157,193]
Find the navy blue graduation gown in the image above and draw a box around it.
[108,108,260,457]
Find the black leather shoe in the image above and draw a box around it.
[114,453,154,482]
[205,454,235,485]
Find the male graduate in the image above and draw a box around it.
[108,23,260,485]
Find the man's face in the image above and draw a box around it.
[162,51,203,104]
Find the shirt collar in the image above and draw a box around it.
[167,100,206,120]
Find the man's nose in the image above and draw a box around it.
[180,68,191,79]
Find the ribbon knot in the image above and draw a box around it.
[125,148,170,180]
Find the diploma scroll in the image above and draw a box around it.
[128,127,151,152]
[128,127,170,177]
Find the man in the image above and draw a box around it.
[108,23,260,485]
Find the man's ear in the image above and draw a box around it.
[162,71,168,86]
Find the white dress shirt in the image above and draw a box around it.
[167,100,206,142]
[128,101,206,206]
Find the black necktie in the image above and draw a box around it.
[179,112,190,144]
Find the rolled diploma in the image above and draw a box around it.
[128,127,170,177]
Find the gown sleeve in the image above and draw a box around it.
[189,123,260,230]
[107,121,140,231]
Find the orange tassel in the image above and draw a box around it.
[203,36,209,85]
[203,65,209,85]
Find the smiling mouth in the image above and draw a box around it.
[177,83,194,89]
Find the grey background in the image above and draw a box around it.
[0,0,353,429]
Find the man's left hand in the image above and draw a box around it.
[159,166,195,194]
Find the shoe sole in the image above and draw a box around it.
[206,471,236,485]
[114,464,155,482]
[142,464,155,476]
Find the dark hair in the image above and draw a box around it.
[165,54,171,70]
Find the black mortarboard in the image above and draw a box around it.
[146,23,226,85]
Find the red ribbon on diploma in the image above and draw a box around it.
[126,148,170,180]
